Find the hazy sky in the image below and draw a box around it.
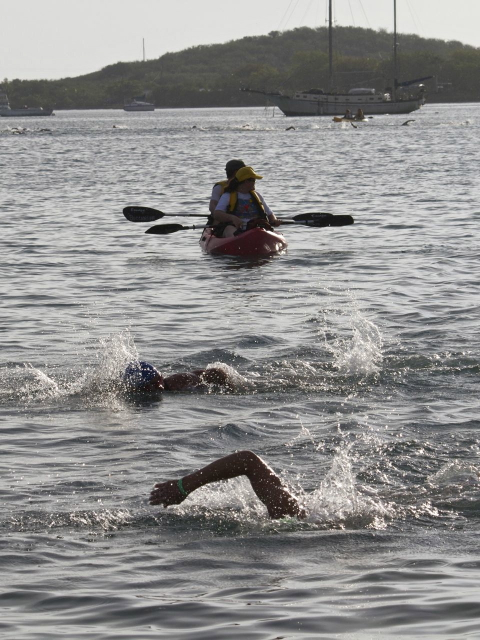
[2,0,479,81]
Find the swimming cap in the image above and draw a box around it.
[123,361,161,389]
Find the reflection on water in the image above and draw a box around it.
[1,104,480,639]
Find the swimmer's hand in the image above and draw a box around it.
[149,480,187,508]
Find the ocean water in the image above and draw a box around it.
[1,103,479,639]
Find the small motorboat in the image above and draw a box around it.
[0,88,53,117]
[199,227,287,257]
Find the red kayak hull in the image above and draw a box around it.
[199,227,288,256]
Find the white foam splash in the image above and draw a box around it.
[88,330,138,386]
[306,445,394,529]
[1,330,139,406]
[427,461,480,490]
[174,476,268,521]
[328,309,383,377]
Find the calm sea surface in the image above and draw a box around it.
[1,103,479,639]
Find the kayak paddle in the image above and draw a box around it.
[123,206,207,222]
[291,213,354,226]
[145,216,354,235]
[146,223,202,234]
[124,207,353,225]
[123,206,164,222]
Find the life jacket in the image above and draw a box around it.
[214,179,229,193]
[207,179,230,225]
[227,190,267,219]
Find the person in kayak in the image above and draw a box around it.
[149,450,306,520]
[123,361,232,393]
[209,158,246,214]
[212,166,281,238]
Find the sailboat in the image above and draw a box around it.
[123,40,155,111]
[252,0,431,117]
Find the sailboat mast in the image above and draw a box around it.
[328,0,333,88]
[393,0,398,100]
[143,38,146,62]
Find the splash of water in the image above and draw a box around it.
[86,330,138,388]
[327,308,383,377]
[0,363,62,403]
[306,445,394,529]
[0,330,139,407]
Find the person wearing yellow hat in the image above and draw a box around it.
[212,166,281,238]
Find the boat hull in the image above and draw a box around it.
[0,108,53,117]
[199,227,287,257]
[266,93,423,117]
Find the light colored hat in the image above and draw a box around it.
[235,166,263,182]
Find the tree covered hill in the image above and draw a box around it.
[3,25,479,109]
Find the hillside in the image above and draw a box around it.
[3,25,479,109]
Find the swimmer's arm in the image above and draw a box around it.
[163,372,203,391]
[192,368,230,387]
[149,450,305,519]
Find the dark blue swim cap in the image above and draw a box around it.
[123,361,161,389]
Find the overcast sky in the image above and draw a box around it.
[2,0,479,81]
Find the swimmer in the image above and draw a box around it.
[123,360,231,393]
[149,450,306,520]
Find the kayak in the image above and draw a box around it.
[333,116,367,122]
[199,227,288,256]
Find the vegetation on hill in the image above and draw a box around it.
[2,25,479,109]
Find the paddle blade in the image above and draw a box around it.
[123,206,165,222]
[292,212,333,222]
[308,215,354,227]
[323,214,353,226]
[145,223,187,234]
[292,213,354,226]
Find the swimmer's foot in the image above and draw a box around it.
[149,480,187,508]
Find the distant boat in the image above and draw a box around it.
[0,88,53,117]
[244,0,432,117]
[123,94,155,112]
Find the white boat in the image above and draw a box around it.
[0,88,53,117]
[262,86,427,117]
[123,95,155,112]
[247,0,431,117]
